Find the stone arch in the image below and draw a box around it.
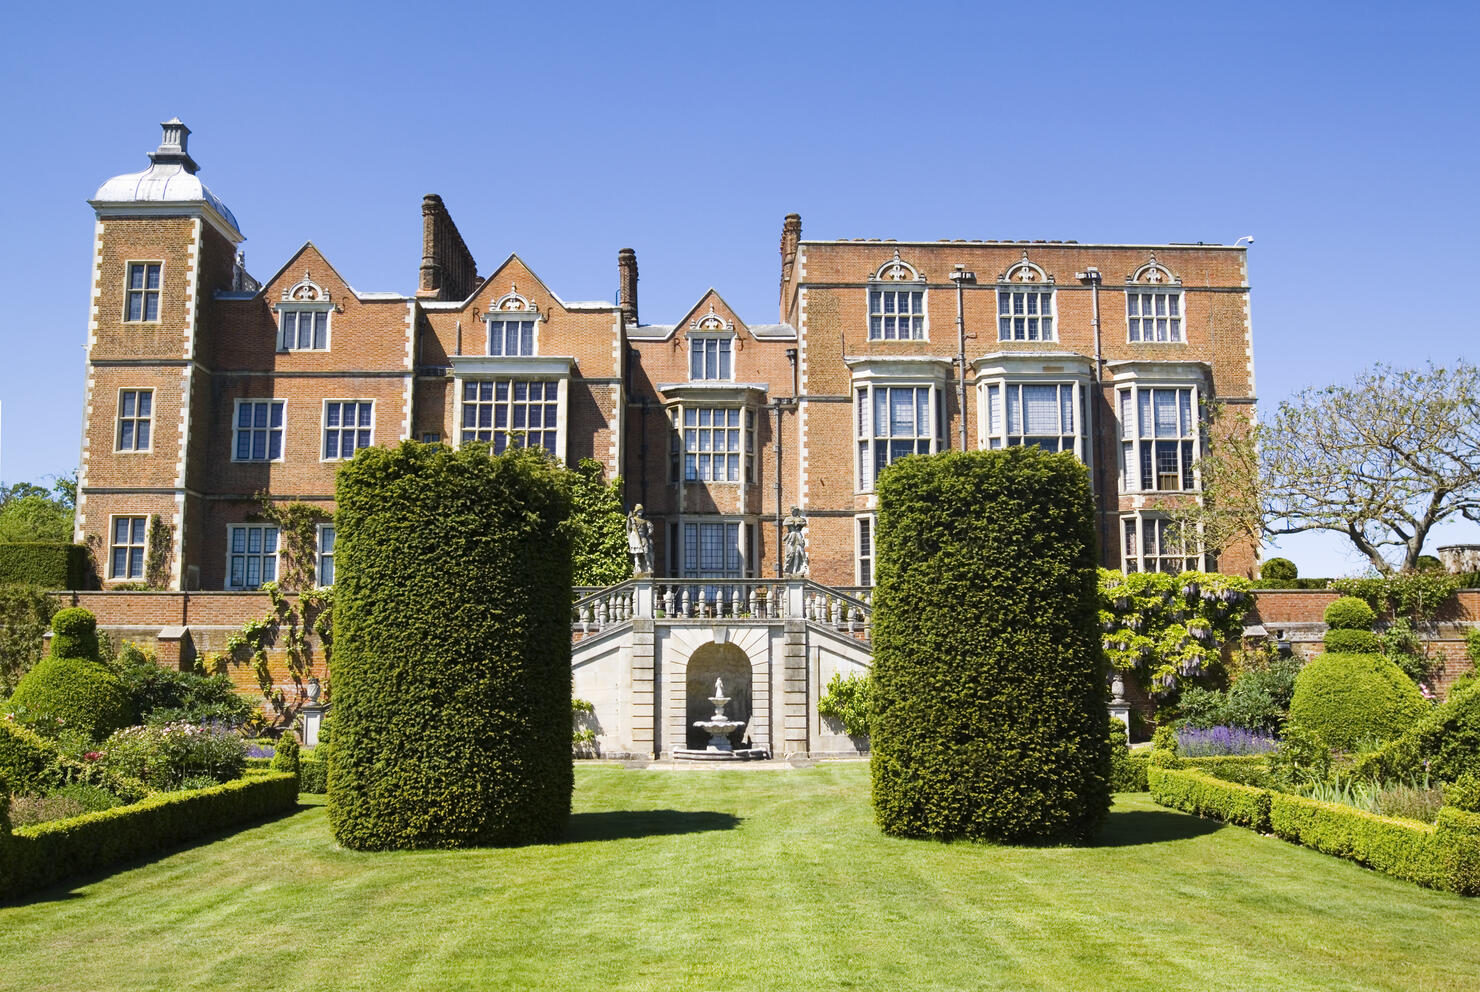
[684,642,751,749]
[660,625,773,756]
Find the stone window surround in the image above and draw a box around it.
[231,397,286,463]
[657,382,768,488]
[450,355,572,460]
[321,399,375,462]
[1121,510,1205,575]
[1109,361,1210,496]
[225,522,280,591]
[846,356,952,494]
[108,514,148,581]
[124,260,163,323]
[316,522,335,588]
[973,353,1093,464]
[114,387,154,453]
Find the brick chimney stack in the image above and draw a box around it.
[779,213,802,313]
[618,248,639,326]
[418,194,478,301]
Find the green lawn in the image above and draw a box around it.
[3,764,1478,992]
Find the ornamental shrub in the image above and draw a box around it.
[8,656,133,742]
[818,672,873,738]
[47,607,100,663]
[1323,628,1381,654]
[869,447,1110,844]
[1288,652,1427,751]
[270,732,301,778]
[1260,557,1298,581]
[1324,596,1376,631]
[328,442,574,850]
[114,643,254,728]
[1351,681,1480,783]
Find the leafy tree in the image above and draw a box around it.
[0,474,76,543]
[566,458,629,587]
[1172,362,1480,574]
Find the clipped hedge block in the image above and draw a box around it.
[8,657,133,742]
[328,443,574,850]
[0,543,89,590]
[869,447,1110,844]
[1260,558,1298,581]
[1289,652,1426,751]
[1149,766,1271,831]
[299,758,327,794]
[0,771,299,899]
[1351,681,1480,783]
[1114,752,1150,793]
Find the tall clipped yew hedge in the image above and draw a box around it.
[870,447,1111,844]
[327,443,574,850]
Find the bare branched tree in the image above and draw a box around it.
[1170,361,1480,575]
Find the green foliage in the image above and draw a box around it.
[1466,627,1480,667]
[1099,569,1253,698]
[0,719,148,802]
[144,514,172,589]
[1149,765,1272,830]
[1379,617,1432,686]
[1151,724,1179,754]
[1324,628,1381,654]
[0,585,55,695]
[571,698,597,755]
[818,672,873,738]
[0,479,74,545]
[1324,596,1376,631]
[1331,573,1462,623]
[1350,681,1480,783]
[1288,652,1427,752]
[252,496,332,590]
[1260,557,1298,581]
[1108,720,1147,792]
[869,447,1110,844]
[329,442,574,850]
[0,543,89,589]
[113,643,255,728]
[49,607,101,662]
[270,733,300,778]
[225,584,332,709]
[0,771,298,899]
[6,783,123,828]
[567,458,630,587]
[1179,650,1302,735]
[1445,773,1480,813]
[299,757,327,794]
[8,656,133,742]
[98,723,247,791]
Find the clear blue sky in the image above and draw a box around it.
[3,0,1476,575]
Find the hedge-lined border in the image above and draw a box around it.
[0,543,89,590]
[300,758,326,794]
[1,770,299,900]
[1149,766,1480,895]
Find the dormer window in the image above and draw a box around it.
[867,251,927,341]
[688,307,735,381]
[275,273,334,351]
[1126,256,1184,343]
[485,287,540,356]
[996,254,1055,342]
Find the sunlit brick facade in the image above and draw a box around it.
[77,122,1258,592]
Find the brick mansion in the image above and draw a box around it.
[76,121,1258,596]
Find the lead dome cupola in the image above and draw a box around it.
[91,119,240,235]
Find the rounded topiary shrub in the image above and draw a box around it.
[1288,651,1427,751]
[870,447,1110,844]
[48,607,101,662]
[1260,557,1298,582]
[271,732,301,778]
[1323,628,1381,653]
[328,442,574,850]
[8,656,133,741]
[1324,596,1376,631]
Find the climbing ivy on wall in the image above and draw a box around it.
[1098,569,1253,700]
[225,582,332,710]
[253,495,332,590]
[144,514,173,590]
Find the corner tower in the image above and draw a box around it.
[78,120,244,588]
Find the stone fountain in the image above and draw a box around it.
[673,677,768,761]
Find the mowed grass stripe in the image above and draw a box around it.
[3,764,1479,992]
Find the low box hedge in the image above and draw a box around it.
[0,543,89,589]
[0,770,298,900]
[1150,766,1480,895]
[1149,766,1271,831]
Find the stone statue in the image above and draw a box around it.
[714,678,725,699]
[783,505,808,576]
[627,503,653,576]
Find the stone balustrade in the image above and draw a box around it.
[570,578,873,639]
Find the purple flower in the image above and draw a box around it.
[1176,724,1279,756]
